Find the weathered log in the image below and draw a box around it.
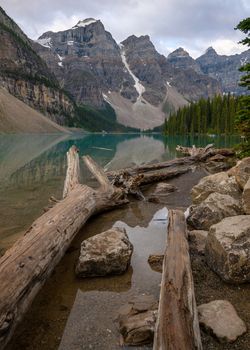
[140,167,190,186]
[0,146,128,348]
[153,210,202,350]
[176,144,214,157]
[199,148,235,161]
[111,166,191,200]
[106,156,197,179]
[63,145,80,198]
[176,144,235,161]
[107,145,234,183]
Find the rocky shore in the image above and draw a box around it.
[72,154,250,348]
[187,157,250,348]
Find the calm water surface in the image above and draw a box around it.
[0,133,239,251]
[0,133,239,350]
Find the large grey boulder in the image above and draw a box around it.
[198,300,246,343]
[75,227,133,277]
[228,157,250,189]
[243,178,250,214]
[205,215,250,283]
[191,172,240,205]
[187,193,242,230]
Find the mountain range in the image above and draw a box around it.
[0,7,249,133]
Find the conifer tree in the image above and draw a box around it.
[235,18,250,157]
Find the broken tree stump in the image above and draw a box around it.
[153,210,202,350]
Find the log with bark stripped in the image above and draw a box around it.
[153,210,202,350]
[176,144,214,157]
[106,156,197,179]
[110,166,191,200]
[176,144,235,160]
[0,146,128,348]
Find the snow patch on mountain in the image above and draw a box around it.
[57,54,64,67]
[35,37,52,48]
[120,47,145,100]
[72,19,97,29]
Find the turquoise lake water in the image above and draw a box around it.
[0,133,239,252]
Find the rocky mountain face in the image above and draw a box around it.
[196,47,250,94]
[36,19,137,108]
[121,35,221,104]
[0,87,70,133]
[167,47,202,74]
[0,7,75,126]
[36,20,222,129]
[168,46,250,95]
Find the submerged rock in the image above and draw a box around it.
[75,227,133,277]
[205,215,250,283]
[153,182,177,195]
[228,157,250,189]
[198,300,246,343]
[148,254,164,272]
[191,172,240,205]
[187,193,242,230]
[116,295,158,346]
[148,182,177,202]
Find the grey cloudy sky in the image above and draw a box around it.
[1,0,249,57]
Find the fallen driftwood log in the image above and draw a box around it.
[106,156,197,179]
[176,144,235,160]
[106,144,234,200]
[0,146,128,348]
[176,144,214,157]
[153,210,202,350]
[107,144,234,181]
[111,166,191,200]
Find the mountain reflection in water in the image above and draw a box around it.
[0,133,239,253]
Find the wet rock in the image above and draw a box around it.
[153,182,177,195]
[116,295,158,346]
[205,154,233,174]
[205,215,250,283]
[228,157,250,189]
[119,311,157,346]
[187,193,242,230]
[188,230,208,254]
[148,254,164,272]
[191,172,240,205]
[198,300,247,342]
[148,183,177,202]
[205,161,231,174]
[243,178,250,214]
[75,227,133,277]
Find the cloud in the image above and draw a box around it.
[1,0,248,57]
